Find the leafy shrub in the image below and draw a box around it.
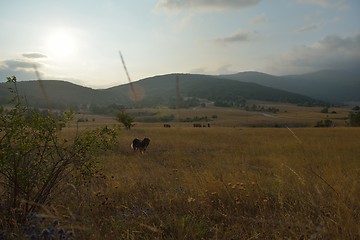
[0,76,118,232]
[115,110,135,129]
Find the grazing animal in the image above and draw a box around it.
[193,123,202,128]
[164,124,171,128]
[131,137,150,154]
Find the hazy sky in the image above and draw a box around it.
[0,0,359,88]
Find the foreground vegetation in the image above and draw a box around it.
[1,79,359,239]
[0,77,117,239]
[4,124,358,239]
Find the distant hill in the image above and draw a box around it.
[103,73,322,107]
[0,73,324,111]
[0,80,106,109]
[220,70,360,104]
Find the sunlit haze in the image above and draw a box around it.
[46,29,78,59]
[0,0,359,88]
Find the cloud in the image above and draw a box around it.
[297,0,333,7]
[296,17,341,33]
[0,66,36,82]
[268,34,360,74]
[251,15,267,25]
[157,0,262,11]
[189,67,207,74]
[189,64,235,75]
[216,64,234,74]
[1,56,47,82]
[0,59,44,82]
[3,60,35,71]
[176,14,195,29]
[295,23,319,33]
[22,53,48,59]
[296,0,348,9]
[214,30,257,45]
[0,58,86,86]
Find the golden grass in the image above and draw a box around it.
[123,103,350,128]
[50,123,360,239]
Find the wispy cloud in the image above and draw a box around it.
[214,30,257,45]
[216,64,234,74]
[157,0,262,11]
[189,63,235,75]
[295,23,319,33]
[175,14,195,29]
[0,58,47,82]
[295,17,341,33]
[296,0,348,9]
[2,59,39,71]
[251,14,267,24]
[22,52,48,59]
[0,59,35,82]
[297,0,333,7]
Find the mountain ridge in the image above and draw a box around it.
[219,69,360,103]
[1,69,357,110]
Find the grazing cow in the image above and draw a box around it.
[164,124,171,128]
[131,137,151,154]
[193,123,202,128]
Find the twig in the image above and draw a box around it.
[304,167,339,196]
[119,51,138,102]
[285,125,302,143]
[33,64,53,112]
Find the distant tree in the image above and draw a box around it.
[315,119,334,127]
[90,103,126,115]
[214,100,231,107]
[352,106,360,111]
[321,107,329,113]
[268,107,280,113]
[90,103,106,114]
[348,112,360,127]
[160,114,175,122]
[234,97,246,107]
[116,111,135,129]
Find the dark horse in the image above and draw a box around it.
[131,138,150,154]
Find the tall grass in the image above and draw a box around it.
[35,126,360,239]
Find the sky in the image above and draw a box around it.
[0,0,359,88]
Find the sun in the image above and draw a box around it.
[46,29,77,58]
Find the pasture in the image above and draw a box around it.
[46,106,359,239]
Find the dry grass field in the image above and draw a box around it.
[42,105,360,239]
[73,101,351,128]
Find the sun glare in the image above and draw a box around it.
[46,29,77,58]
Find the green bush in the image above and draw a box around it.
[0,76,118,229]
[116,110,135,129]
